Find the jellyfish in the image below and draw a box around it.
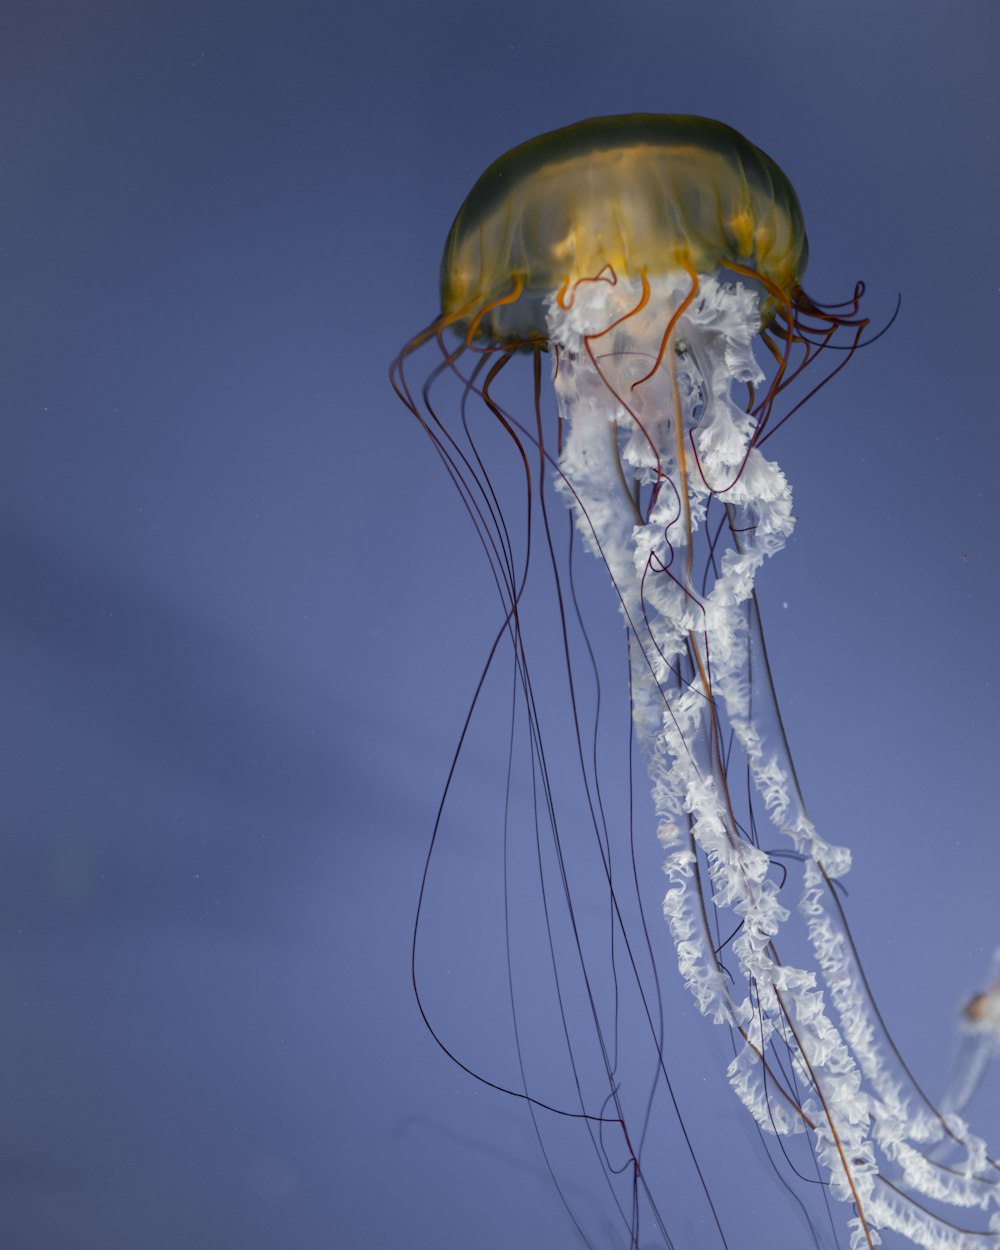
[391,115,999,1249]
[941,949,1000,1120]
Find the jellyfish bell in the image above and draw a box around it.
[392,115,1000,1249]
[964,983,1000,1031]
[439,114,807,346]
